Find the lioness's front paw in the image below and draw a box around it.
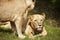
[18,34,26,39]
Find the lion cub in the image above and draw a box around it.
[25,13,47,38]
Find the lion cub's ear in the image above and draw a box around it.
[28,15,33,21]
[27,15,33,24]
[41,12,46,18]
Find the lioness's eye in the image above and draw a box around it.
[32,0,34,2]
[34,20,37,21]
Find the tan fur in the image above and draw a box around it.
[0,22,11,29]
[25,13,47,39]
[0,0,35,39]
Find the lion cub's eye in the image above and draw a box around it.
[41,20,42,21]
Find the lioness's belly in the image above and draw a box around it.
[0,1,26,21]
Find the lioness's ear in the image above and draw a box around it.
[42,13,46,18]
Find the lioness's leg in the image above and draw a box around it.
[15,17,25,39]
[10,21,17,34]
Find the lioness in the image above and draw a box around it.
[0,0,35,39]
[25,13,47,38]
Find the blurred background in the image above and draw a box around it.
[30,0,60,27]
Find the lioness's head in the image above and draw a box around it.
[26,0,36,11]
[28,13,46,32]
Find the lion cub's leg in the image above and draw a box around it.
[34,27,47,37]
[25,25,34,39]
[32,27,47,38]
[40,27,47,36]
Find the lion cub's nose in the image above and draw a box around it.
[37,25,42,30]
[39,24,42,27]
[39,25,41,27]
